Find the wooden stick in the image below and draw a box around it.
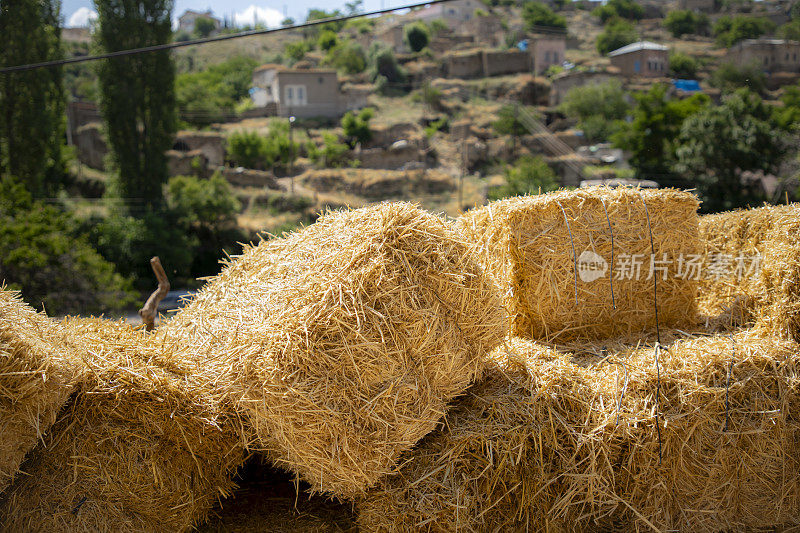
[138,256,170,331]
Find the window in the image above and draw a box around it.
[544,51,550,62]
[284,84,307,106]
[634,60,641,73]
[553,51,558,63]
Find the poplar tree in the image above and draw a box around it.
[0,0,66,197]
[94,0,176,209]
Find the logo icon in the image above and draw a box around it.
[577,251,608,283]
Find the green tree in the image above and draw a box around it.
[675,90,788,212]
[0,0,66,197]
[710,61,767,94]
[489,156,559,200]
[308,133,349,168]
[285,40,312,63]
[342,108,374,146]
[669,51,699,78]
[493,105,529,150]
[404,22,431,53]
[325,40,367,74]
[664,9,709,37]
[176,56,258,126]
[369,45,407,86]
[0,178,135,315]
[613,84,709,184]
[559,80,630,142]
[593,0,643,23]
[165,172,244,277]
[95,0,177,208]
[596,18,638,55]
[318,29,339,51]
[427,19,449,35]
[774,84,800,131]
[194,16,216,37]
[522,1,567,30]
[713,15,775,47]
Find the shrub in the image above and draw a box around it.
[285,40,312,63]
[325,40,367,74]
[489,156,559,200]
[369,45,407,86]
[318,30,338,51]
[341,108,374,146]
[228,131,268,169]
[427,18,449,35]
[593,0,643,23]
[194,16,216,38]
[0,178,136,315]
[669,51,699,78]
[559,80,630,142]
[404,22,430,53]
[664,9,710,37]
[713,15,775,47]
[522,1,567,30]
[596,17,638,55]
[711,61,767,94]
[308,133,350,168]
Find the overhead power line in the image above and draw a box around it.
[0,0,456,74]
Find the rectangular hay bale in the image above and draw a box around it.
[699,203,800,341]
[0,290,81,494]
[156,202,506,499]
[0,317,246,533]
[456,187,701,341]
[357,332,800,532]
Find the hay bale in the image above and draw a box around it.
[456,187,701,341]
[357,332,800,532]
[0,317,246,532]
[699,203,800,340]
[0,290,81,494]
[157,202,506,498]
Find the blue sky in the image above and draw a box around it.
[63,0,405,28]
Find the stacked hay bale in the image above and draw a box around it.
[456,187,701,341]
[357,332,800,532]
[156,202,506,498]
[0,317,246,532]
[700,203,800,340]
[0,290,82,494]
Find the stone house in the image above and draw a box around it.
[727,39,800,74]
[251,65,342,119]
[443,48,534,79]
[458,14,505,47]
[177,10,221,34]
[608,41,668,77]
[530,34,567,74]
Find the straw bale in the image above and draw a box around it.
[456,187,701,341]
[0,289,82,494]
[357,332,800,532]
[156,202,506,498]
[0,317,246,532]
[699,203,800,340]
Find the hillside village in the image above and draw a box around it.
[3,0,800,316]
[61,1,798,235]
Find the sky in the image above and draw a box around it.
[63,0,405,28]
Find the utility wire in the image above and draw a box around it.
[1,0,456,74]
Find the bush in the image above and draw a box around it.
[593,0,643,23]
[664,9,709,37]
[341,108,374,146]
[174,30,191,42]
[0,178,136,315]
[227,122,300,170]
[596,17,638,55]
[176,56,258,126]
[194,16,216,38]
[404,22,430,53]
[165,173,245,277]
[713,15,775,47]
[318,30,338,51]
[369,45,407,86]
[711,61,767,94]
[522,1,567,30]
[325,40,367,74]
[559,80,630,142]
[427,19,449,35]
[285,40,312,63]
[669,51,699,78]
[489,156,559,200]
[308,133,350,168]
